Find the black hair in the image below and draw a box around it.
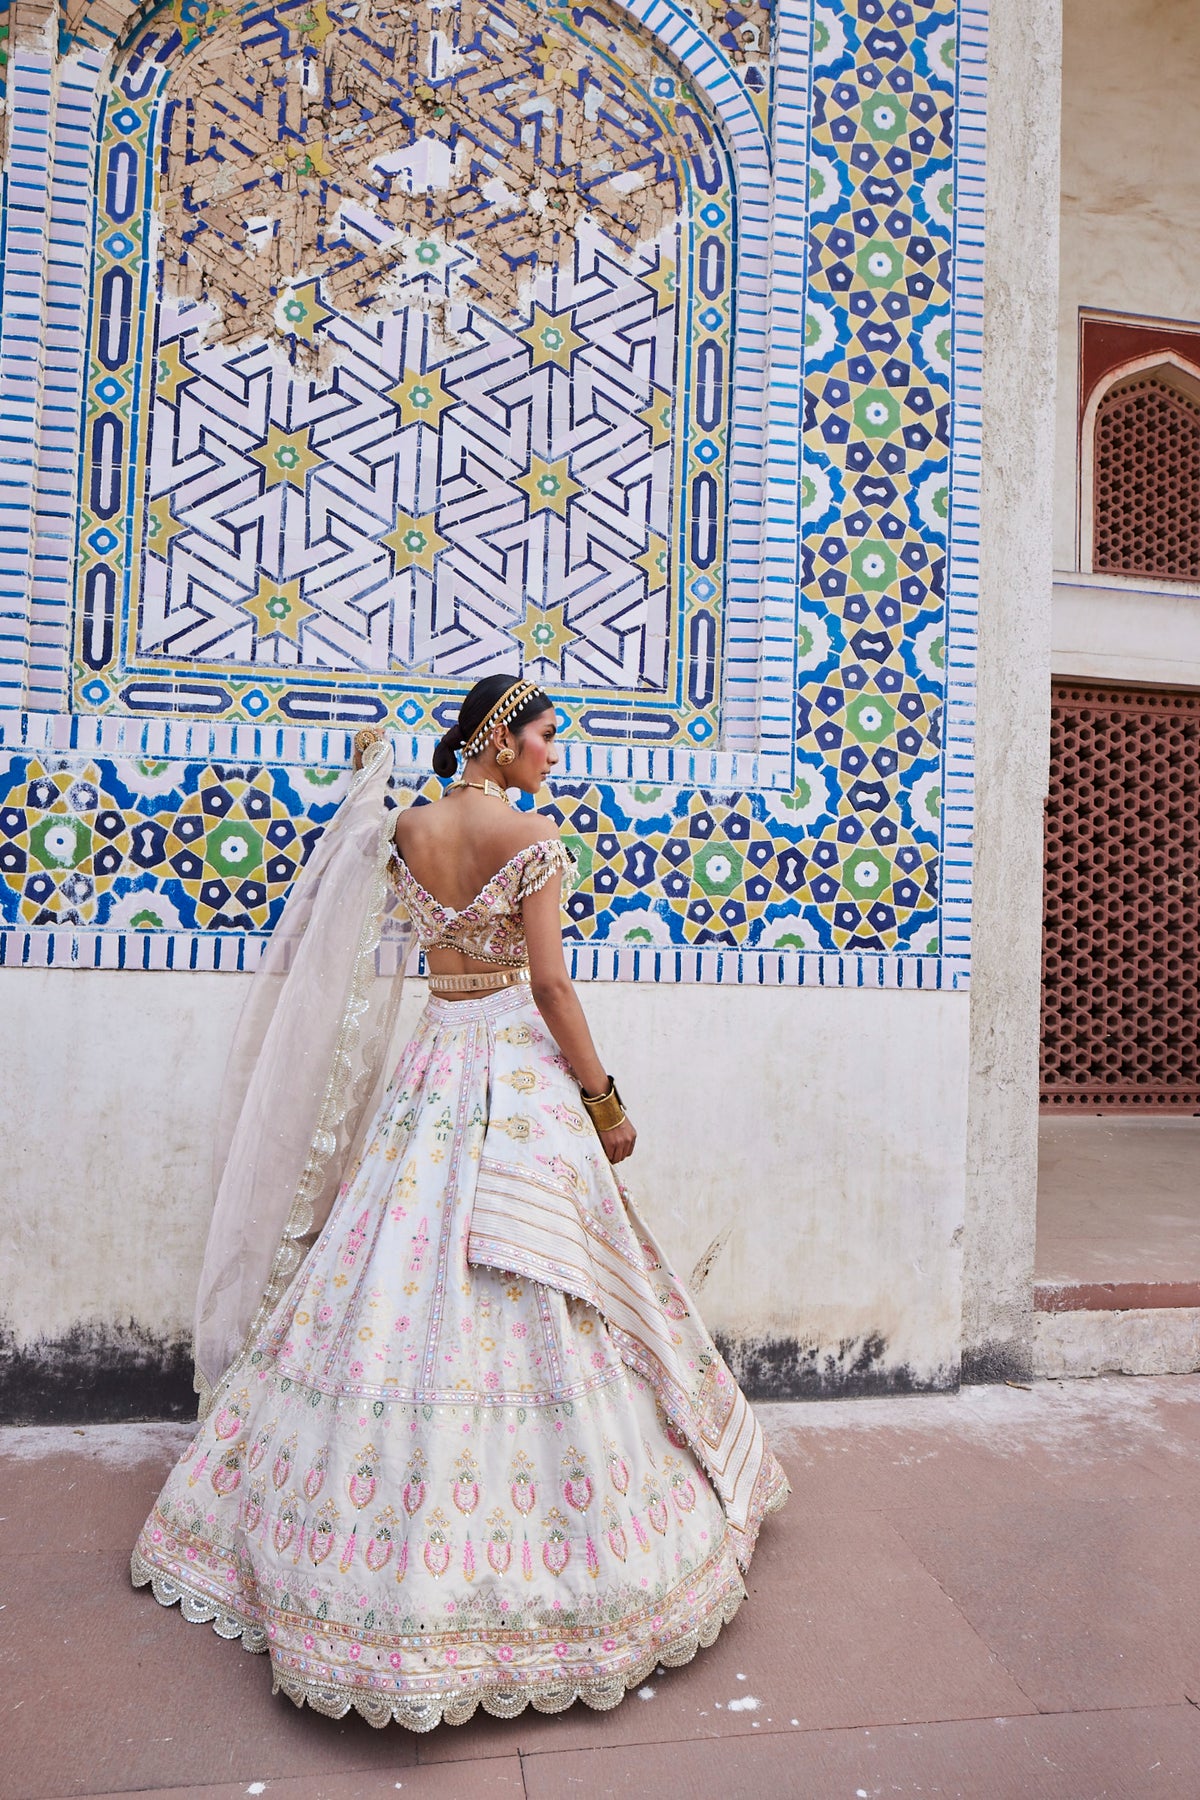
[432,675,554,779]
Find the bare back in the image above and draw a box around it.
[393,791,557,974]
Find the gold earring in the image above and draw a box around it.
[496,745,516,767]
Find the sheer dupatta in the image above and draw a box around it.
[193,736,413,1415]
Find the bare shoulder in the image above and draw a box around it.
[512,810,561,847]
[392,796,436,850]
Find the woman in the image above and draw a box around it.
[132,675,788,1730]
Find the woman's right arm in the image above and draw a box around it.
[522,875,637,1165]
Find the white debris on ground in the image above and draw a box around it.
[757,1374,1200,1471]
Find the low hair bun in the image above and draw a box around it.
[432,723,463,779]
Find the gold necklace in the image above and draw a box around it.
[450,778,512,804]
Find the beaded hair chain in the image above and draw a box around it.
[461,680,546,760]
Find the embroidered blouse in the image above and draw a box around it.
[389,835,576,968]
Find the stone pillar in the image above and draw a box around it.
[962,0,1061,1379]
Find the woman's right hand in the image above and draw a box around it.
[599,1117,637,1164]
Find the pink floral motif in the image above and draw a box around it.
[605,1444,630,1496]
[644,1478,670,1537]
[365,1507,397,1572]
[246,1422,274,1473]
[309,1500,339,1566]
[510,1450,536,1515]
[485,1507,513,1575]
[561,1445,593,1512]
[541,1506,571,1576]
[271,1435,296,1493]
[342,1210,371,1269]
[606,1521,627,1562]
[347,1444,379,1510]
[665,1455,698,1515]
[242,1481,265,1534]
[210,1445,243,1498]
[212,1388,249,1442]
[273,1493,300,1554]
[402,1449,426,1518]
[408,1219,429,1277]
[423,1508,452,1577]
[452,1450,481,1515]
[303,1446,328,1502]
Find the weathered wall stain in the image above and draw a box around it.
[150,0,766,349]
[0,1323,196,1425]
[715,1330,958,1401]
[2,1323,956,1424]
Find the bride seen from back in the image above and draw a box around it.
[132,673,788,1731]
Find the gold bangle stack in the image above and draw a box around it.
[580,1076,626,1132]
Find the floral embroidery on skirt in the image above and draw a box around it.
[132,986,787,1730]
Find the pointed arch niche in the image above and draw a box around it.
[1078,315,1200,589]
[70,0,782,773]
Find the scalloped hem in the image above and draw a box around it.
[131,1548,743,1731]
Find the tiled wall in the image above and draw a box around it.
[0,0,987,987]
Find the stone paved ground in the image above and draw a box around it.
[4,1377,1200,1800]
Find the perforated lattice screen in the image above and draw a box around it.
[1042,683,1200,1110]
[1093,376,1200,580]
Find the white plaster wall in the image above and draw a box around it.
[1055,0,1200,573]
[1,971,970,1386]
[1051,578,1200,686]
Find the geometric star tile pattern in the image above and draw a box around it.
[22,0,969,964]
[0,755,940,955]
[73,0,735,749]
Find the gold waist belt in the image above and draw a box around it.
[427,966,530,995]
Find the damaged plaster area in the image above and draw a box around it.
[153,0,768,349]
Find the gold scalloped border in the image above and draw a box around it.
[131,1548,743,1731]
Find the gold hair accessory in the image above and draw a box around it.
[462,680,545,760]
[450,778,512,804]
[496,745,516,767]
[353,725,386,763]
[579,1077,626,1132]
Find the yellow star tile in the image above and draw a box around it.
[635,533,669,591]
[298,0,336,47]
[387,365,456,431]
[383,512,447,572]
[250,425,323,491]
[643,256,677,314]
[516,456,580,516]
[242,575,316,645]
[156,338,194,408]
[511,597,578,666]
[277,280,334,346]
[146,495,186,556]
[285,135,333,178]
[639,392,673,448]
[520,306,584,370]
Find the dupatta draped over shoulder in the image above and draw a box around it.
[193,736,412,1412]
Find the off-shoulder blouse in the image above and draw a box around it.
[389,835,576,968]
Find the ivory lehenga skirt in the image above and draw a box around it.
[132,985,789,1730]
